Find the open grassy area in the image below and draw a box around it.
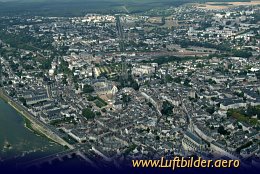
[196,0,255,10]
[22,115,56,142]
[95,100,107,108]
[227,108,260,126]
[94,97,108,108]
[0,0,251,16]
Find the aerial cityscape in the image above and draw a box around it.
[0,0,260,172]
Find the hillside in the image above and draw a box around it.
[0,0,252,16]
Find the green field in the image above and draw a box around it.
[0,0,251,16]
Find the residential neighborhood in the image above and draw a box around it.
[0,0,260,170]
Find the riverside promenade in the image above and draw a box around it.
[0,88,74,150]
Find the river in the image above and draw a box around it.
[0,98,64,163]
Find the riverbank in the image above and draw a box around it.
[23,114,54,141]
[0,93,46,138]
[0,89,74,150]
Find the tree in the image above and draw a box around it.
[206,107,215,115]
[226,21,232,25]
[197,63,204,68]
[155,135,160,141]
[62,75,68,85]
[232,50,252,58]
[207,79,217,85]
[82,108,95,119]
[174,76,181,83]
[83,84,94,93]
[165,74,173,83]
[87,95,96,101]
[40,58,52,70]
[131,80,139,90]
[161,101,173,116]
[162,43,167,48]
[184,78,191,87]
[96,112,101,116]
[233,91,244,98]
[122,94,131,104]
[19,97,27,106]
[74,83,79,90]
[218,126,229,135]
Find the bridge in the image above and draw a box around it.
[18,150,75,169]
[18,149,98,170]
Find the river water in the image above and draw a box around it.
[0,99,64,163]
